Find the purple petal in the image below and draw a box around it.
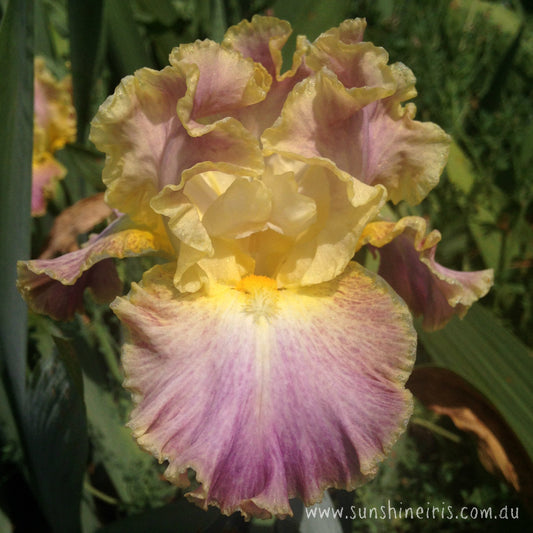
[17,216,169,320]
[113,262,415,518]
[360,217,494,330]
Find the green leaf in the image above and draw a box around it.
[34,0,53,57]
[208,0,227,42]
[417,304,533,462]
[271,0,351,69]
[55,143,106,196]
[0,508,13,533]
[450,0,522,36]
[134,0,179,27]
[24,338,88,533]
[67,0,105,143]
[0,373,21,457]
[0,0,33,426]
[374,0,395,20]
[105,0,155,78]
[479,23,524,112]
[83,372,175,509]
[468,212,501,270]
[0,9,89,530]
[61,324,175,509]
[272,0,350,40]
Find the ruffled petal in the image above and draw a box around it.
[114,262,415,519]
[262,69,394,174]
[152,158,384,291]
[266,160,386,287]
[17,216,170,320]
[354,64,450,204]
[222,15,312,136]
[89,66,263,230]
[18,259,120,321]
[34,57,76,153]
[262,171,317,238]
[151,177,266,292]
[263,56,450,205]
[201,177,271,238]
[307,20,395,93]
[89,67,186,229]
[223,15,292,79]
[31,153,66,216]
[314,18,366,45]
[359,216,494,330]
[170,39,271,134]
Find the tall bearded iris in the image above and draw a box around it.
[32,57,76,216]
[18,17,493,519]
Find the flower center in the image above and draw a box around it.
[236,275,277,293]
[236,275,278,323]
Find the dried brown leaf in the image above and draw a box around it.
[408,366,533,508]
[39,193,112,259]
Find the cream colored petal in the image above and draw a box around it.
[274,165,386,287]
[202,177,272,239]
[262,172,317,238]
[197,238,256,290]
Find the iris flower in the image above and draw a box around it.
[18,17,493,519]
[32,57,76,216]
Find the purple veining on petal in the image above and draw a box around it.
[362,218,494,330]
[115,262,415,518]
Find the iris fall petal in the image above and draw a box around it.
[17,216,170,320]
[115,262,415,519]
[359,217,494,330]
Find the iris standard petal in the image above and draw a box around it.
[306,22,396,93]
[359,216,494,330]
[114,262,415,519]
[263,47,450,205]
[271,163,386,287]
[170,39,271,133]
[223,15,292,79]
[89,65,264,230]
[222,15,311,137]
